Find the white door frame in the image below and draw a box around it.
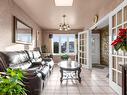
[109,1,127,95]
[78,30,92,69]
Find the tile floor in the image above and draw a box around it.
[41,65,118,95]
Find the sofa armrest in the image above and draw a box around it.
[31,62,43,67]
[25,66,41,76]
[42,58,52,62]
[23,73,42,95]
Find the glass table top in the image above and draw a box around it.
[59,61,80,69]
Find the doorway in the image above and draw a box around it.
[92,33,100,65]
[91,26,109,70]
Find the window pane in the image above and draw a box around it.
[53,35,59,53]
[61,35,67,53]
[118,72,122,87]
[69,35,75,53]
[117,57,122,71]
[112,15,116,28]
[53,34,75,54]
[117,10,122,25]
[112,70,116,83]
[112,29,117,55]
[112,57,116,69]
[124,5,127,22]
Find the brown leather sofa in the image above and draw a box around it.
[0,50,54,95]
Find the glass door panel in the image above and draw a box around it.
[117,57,122,71]
[82,59,84,64]
[78,30,91,69]
[117,26,123,56]
[118,72,122,87]
[124,5,127,22]
[112,29,117,55]
[125,58,127,64]
[82,34,84,39]
[117,10,122,25]
[112,70,116,83]
[84,59,87,65]
[112,57,116,69]
[112,15,116,28]
[124,23,127,56]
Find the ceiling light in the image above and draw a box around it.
[55,0,73,6]
[58,14,71,31]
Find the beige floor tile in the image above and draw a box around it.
[41,66,118,95]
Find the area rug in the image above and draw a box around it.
[92,64,107,69]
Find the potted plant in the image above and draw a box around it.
[0,68,27,95]
[41,45,48,53]
[61,54,69,60]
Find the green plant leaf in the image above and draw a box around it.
[114,42,123,51]
[0,68,27,95]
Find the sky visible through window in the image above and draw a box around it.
[53,34,75,54]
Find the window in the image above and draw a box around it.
[53,35,59,53]
[69,35,75,53]
[52,34,76,54]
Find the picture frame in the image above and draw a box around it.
[13,16,33,44]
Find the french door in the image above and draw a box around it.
[78,30,92,69]
[109,1,127,94]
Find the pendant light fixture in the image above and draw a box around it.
[59,14,71,31]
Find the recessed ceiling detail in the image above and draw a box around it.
[55,0,73,6]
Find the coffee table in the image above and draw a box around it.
[59,61,81,83]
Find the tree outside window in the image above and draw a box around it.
[52,34,75,54]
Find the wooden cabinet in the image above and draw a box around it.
[121,64,127,95]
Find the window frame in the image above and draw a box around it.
[52,34,76,55]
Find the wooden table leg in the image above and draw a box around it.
[78,68,81,83]
[60,69,63,83]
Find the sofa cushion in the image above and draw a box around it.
[9,61,32,70]
[1,51,32,70]
[18,51,30,62]
[41,65,50,80]
[2,51,29,64]
[33,51,41,58]
[25,51,34,61]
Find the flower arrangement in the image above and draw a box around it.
[111,28,127,51]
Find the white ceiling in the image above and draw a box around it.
[13,0,112,30]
